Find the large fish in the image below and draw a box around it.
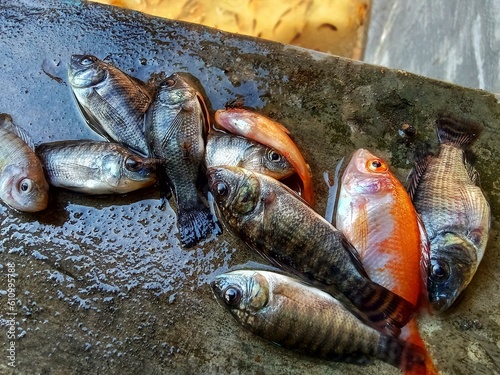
[212,270,427,373]
[205,131,295,180]
[146,73,218,248]
[68,54,151,155]
[214,108,314,205]
[336,148,437,375]
[36,140,157,194]
[207,165,415,335]
[0,114,49,212]
[408,114,491,312]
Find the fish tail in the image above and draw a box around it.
[376,332,427,374]
[178,201,220,248]
[400,320,439,375]
[356,280,416,336]
[436,113,483,148]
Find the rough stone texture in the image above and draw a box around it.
[0,1,500,374]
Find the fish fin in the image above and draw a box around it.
[340,234,369,279]
[376,333,427,374]
[0,114,35,149]
[177,201,219,248]
[72,91,115,142]
[323,156,345,224]
[417,214,431,308]
[460,185,491,250]
[406,146,433,201]
[436,113,483,148]
[160,111,185,149]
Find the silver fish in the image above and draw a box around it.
[36,140,157,194]
[207,166,415,335]
[145,73,218,247]
[212,270,427,372]
[205,131,294,179]
[68,54,151,155]
[0,114,49,212]
[408,114,491,312]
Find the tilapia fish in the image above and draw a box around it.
[0,114,49,212]
[36,140,157,194]
[212,270,426,372]
[146,73,218,247]
[207,166,415,335]
[336,149,437,375]
[68,54,151,155]
[205,131,294,180]
[408,114,491,312]
[214,108,314,205]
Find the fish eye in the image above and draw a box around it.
[124,156,142,172]
[213,181,229,198]
[166,78,176,87]
[80,55,96,66]
[19,178,34,193]
[366,158,388,173]
[430,260,450,282]
[267,150,282,162]
[223,286,242,306]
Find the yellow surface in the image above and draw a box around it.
[90,0,371,59]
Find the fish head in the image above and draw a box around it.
[242,143,295,180]
[341,148,394,195]
[427,232,478,312]
[121,154,157,182]
[157,74,196,106]
[68,54,107,88]
[211,270,270,320]
[207,166,263,219]
[0,164,48,212]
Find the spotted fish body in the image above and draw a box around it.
[408,115,491,312]
[36,140,157,194]
[146,73,218,247]
[207,166,415,335]
[68,54,151,155]
[0,114,49,212]
[212,270,427,372]
[205,131,294,180]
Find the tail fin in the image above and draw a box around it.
[401,320,439,375]
[354,279,416,336]
[376,330,427,374]
[177,201,221,248]
[436,113,483,148]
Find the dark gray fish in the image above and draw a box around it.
[205,131,295,179]
[36,140,157,194]
[407,114,491,313]
[212,270,427,372]
[146,73,218,247]
[207,166,415,335]
[68,54,151,155]
[0,114,49,212]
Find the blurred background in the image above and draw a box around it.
[91,0,500,94]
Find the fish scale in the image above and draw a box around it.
[208,166,416,336]
[212,270,427,371]
[408,115,491,313]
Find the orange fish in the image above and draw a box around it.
[214,108,314,206]
[335,148,437,375]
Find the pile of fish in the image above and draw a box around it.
[0,54,491,374]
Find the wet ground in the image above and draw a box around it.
[1,1,500,374]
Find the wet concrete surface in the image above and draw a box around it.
[0,1,500,374]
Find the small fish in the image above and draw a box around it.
[408,114,491,313]
[212,270,427,372]
[205,131,295,180]
[36,140,157,194]
[0,114,49,212]
[146,73,218,247]
[336,149,437,375]
[207,165,415,335]
[68,54,151,155]
[214,108,314,205]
